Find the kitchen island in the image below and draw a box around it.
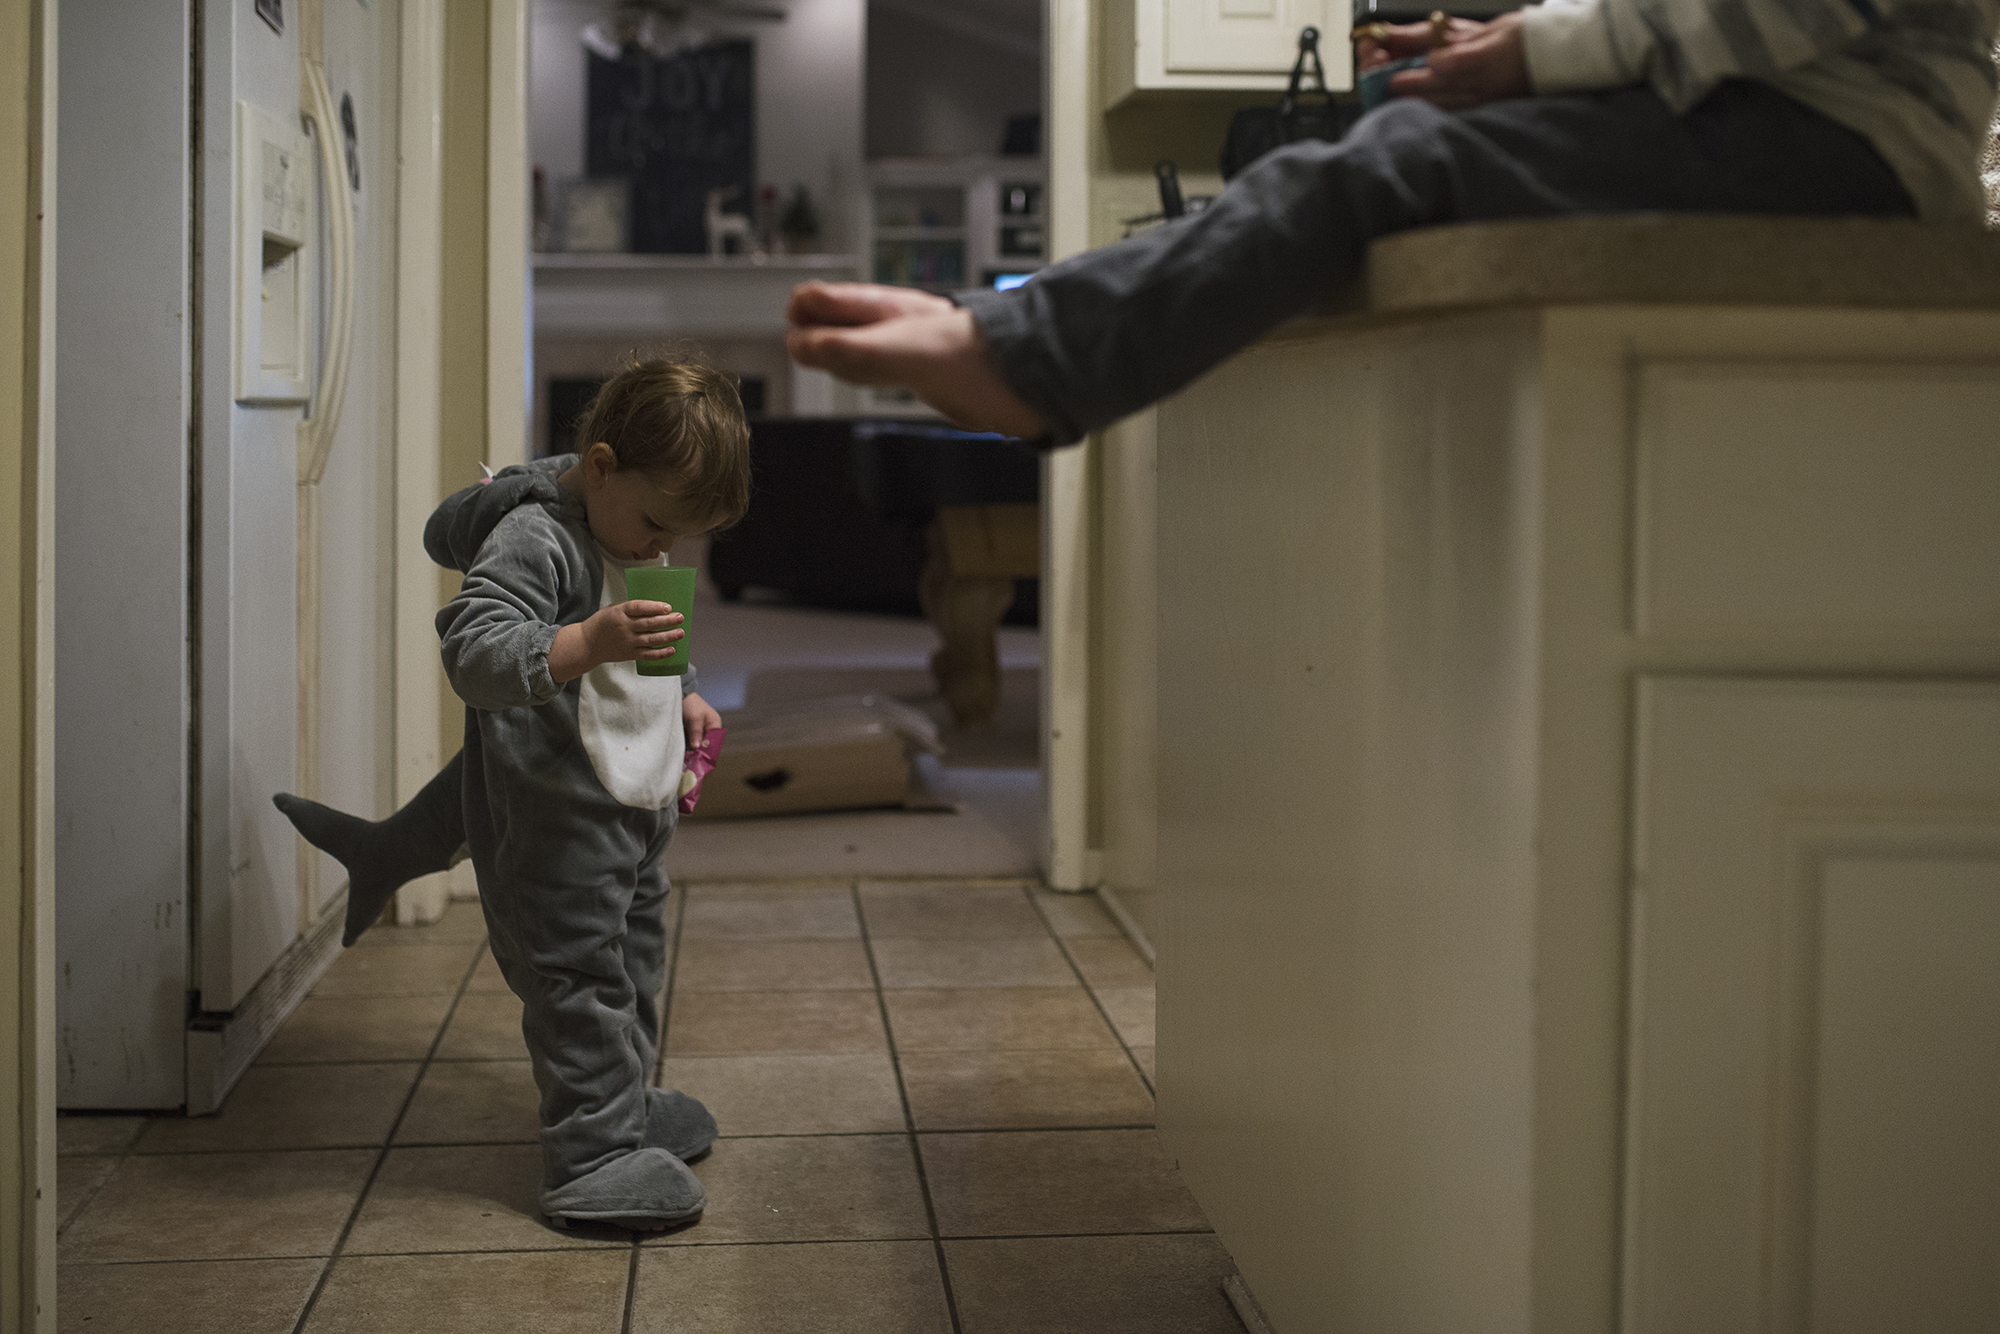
[1154,215,2000,1334]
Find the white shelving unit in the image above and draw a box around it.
[861,155,1046,413]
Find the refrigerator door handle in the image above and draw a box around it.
[298,54,354,485]
[292,33,358,928]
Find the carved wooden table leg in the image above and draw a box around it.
[921,504,1041,729]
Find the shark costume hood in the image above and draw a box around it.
[425,453,574,574]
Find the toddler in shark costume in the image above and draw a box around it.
[279,360,749,1230]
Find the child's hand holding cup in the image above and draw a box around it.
[623,566,698,677]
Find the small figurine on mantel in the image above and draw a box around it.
[703,186,754,259]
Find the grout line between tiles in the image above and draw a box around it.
[672,980,878,988]
[620,1242,643,1334]
[251,1057,452,1068]
[655,880,691,1086]
[59,1253,351,1268]
[123,1138,429,1157]
[697,1122,1159,1141]
[290,988,476,999]
[851,883,967,1334]
[643,1225,1217,1249]
[247,1121,1166,1156]
[56,1146,131,1240]
[289,939,489,1334]
[901,1122,1159,1137]
[649,1235,972,1251]
[321,1241,643,1260]
[929,1227,1218,1243]
[61,1228,1223,1272]
[680,875,1040,890]
[1024,888,1156,1098]
[677,875,878,889]
[64,1242,621,1268]
[627,881,694,1334]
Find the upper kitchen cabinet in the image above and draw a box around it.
[1104,0,1351,104]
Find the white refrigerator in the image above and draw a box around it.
[56,0,398,1112]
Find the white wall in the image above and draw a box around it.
[531,0,590,182]
[866,2,1041,159]
[531,0,865,249]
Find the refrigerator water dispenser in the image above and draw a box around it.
[234,100,313,404]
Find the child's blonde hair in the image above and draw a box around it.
[574,356,752,530]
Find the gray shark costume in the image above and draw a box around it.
[282,455,714,1227]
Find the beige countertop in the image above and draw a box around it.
[1326,215,2000,318]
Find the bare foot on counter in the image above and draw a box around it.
[785,282,1050,440]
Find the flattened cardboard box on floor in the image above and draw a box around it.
[688,694,945,820]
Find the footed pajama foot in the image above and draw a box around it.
[647,1087,718,1163]
[542,1148,706,1231]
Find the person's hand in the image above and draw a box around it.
[548,601,683,682]
[1357,11,1530,111]
[786,281,1050,440]
[787,281,953,328]
[682,690,721,749]
[1355,12,1485,70]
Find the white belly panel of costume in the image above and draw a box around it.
[578,553,686,809]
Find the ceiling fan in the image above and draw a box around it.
[581,0,789,59]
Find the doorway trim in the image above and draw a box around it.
[487,0,531,471]
[2,0,58,1324]
[391,0,529,924]
[394,0,447,860]
[1042,0,1096,890]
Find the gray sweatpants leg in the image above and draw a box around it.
[960,81,1918,444]
[464,722,676,1190]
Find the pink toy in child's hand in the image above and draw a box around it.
[677,726,725,814]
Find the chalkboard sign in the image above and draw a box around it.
[586,40,755,255]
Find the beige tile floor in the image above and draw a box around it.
[57,885,1247,1334]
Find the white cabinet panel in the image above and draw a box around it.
[1628,677,2000,1334]
[1812,857,2000,1334]
[1106,0,1351,102]
[1633,363,2000,639]
[1157,320,1545,1334]
[1166,0,1328,74]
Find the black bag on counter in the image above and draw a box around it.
[1219,27,1362,181]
